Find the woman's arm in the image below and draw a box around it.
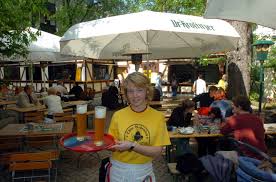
[110,140,163,158]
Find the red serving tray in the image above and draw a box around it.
[60,131,115,153]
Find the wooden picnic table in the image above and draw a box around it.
[169,131,222,138]
[0,100,17,109]
[149,100,182,106]
[0,100,16,106]
[62,100,88,108]
[6,105,46,123]
[169,123,276,139]
[7,105,46,113]
[0,122,73,136]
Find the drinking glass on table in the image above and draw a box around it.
[94,106,107,146]
[76,104,87,141]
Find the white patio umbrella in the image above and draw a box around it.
[60,10,240,60]
[1,27,79,86]
[204,0,276,29]
[3,27,76,62]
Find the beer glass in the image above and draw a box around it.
[94,106,106,146]
[76,104,87,141]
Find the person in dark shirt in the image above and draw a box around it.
[167,99,195,127]
[167,99,195,157]
[69,82,83,100]
[102,86,120,110]
[171,74,178,97]
[193,85,218,108]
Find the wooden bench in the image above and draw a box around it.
[3,150,59,182]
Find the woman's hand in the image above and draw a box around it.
[109,140,133,152]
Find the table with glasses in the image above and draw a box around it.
[0,122,74,151]
[0,122,73,137]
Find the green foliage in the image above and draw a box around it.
[130,0,206,15]
[198,56,226,66]
[249,90,259,102]
[266,45,276,73]
[0,0,47,58]
[54,0,130,36]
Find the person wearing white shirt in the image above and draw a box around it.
[192,73,207,95]
[155,72,164,97]
[53,80,68,96]
[44,87,63,119]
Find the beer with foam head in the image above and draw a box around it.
[76,104,87,140]
[94,106,106,146]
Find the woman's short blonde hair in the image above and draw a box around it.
[48,87,57,95]
[124,72,153,102]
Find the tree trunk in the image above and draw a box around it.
[226,21,252,99]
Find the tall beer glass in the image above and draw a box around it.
[94,106,106,146]
[76,104,87,141]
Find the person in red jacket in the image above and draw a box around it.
[220,95,267,159]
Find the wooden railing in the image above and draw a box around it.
[2,79,113,94]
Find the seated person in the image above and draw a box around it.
[210,88,233,120]
[167,98,195,128]
[16,85,40,108]
[220,95,267,159]
[14,86,23,95]
[167,99,195,156]
[53,80,68,96]
[208,107,222,123]
[43,87,63,119]
[102,85,120,110]
[192,86,218,115]
[80,87,95,101]
[0,84,9,97]
[69,82,83,100]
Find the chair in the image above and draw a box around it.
[24,110,44,123]
[7,150,59,182]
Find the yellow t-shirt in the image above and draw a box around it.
[217,79,227,90]
[108,106,171,164]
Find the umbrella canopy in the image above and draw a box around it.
[204,0,276,29]
[3,27,78,62]
[60,10,240,60]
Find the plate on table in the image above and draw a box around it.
[178,127,194,134]
[60,131,115,152]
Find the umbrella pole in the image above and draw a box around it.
[26,61,34,87]
[146,41,149,77]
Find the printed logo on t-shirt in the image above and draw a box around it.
[124,124,150,145]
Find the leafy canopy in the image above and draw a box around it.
[0,0,47,58]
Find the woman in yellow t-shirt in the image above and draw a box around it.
[108,72,171,182]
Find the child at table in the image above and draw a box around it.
[208,107,222,123]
